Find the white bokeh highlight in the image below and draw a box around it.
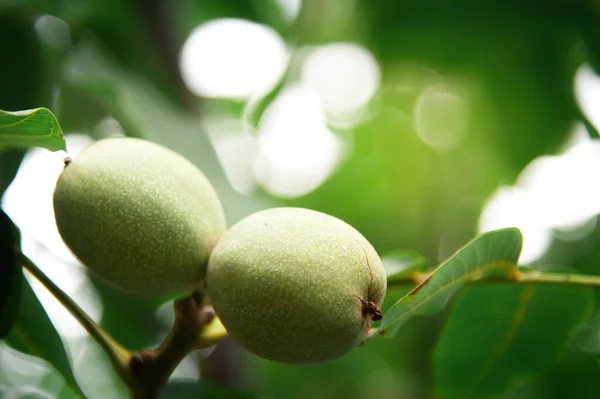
[576,64,600,132]
[479,187,552,264]
[204,116,258,195]
[300,42,381,127]
[479,126,600,263]
[3,135,93,264]
[253,84,344,197]
[516,139,600,231]
[276,0,302,23]
[180,18,288,100]
[2,134,104,338]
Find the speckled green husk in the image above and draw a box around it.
[53,138,227,296]
[207,207,386,364]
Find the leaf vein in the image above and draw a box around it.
[468,285,535,391]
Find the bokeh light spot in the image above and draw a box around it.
[517,137,600,231]
[253,84,344,197]
[180,18,288,100]
[414,85,469,151]
[300,42,380,127]
[2,134,94,263]
[204,116,258,196]
[479,127,600,263]
[34,15,70,51]
[575,64,600,132]
[478,186,551,264]
[276,0,302,23]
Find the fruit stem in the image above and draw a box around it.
[387,269,600,288]
[20,253,132,385]
[128,294,228,398]
[196,315,228,348]
[513,269,600,287]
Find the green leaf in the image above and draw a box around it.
[380,228,523,336]
[382,250,428,283]
[537,356,600,399]
[0,210,21,339]
[5,277,84,397]
[0,108,66,152]
[433,284,594,399]
[0,149,25,196]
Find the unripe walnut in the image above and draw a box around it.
[206,207,386,364]
[53,137,227,296]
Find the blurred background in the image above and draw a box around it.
[2,0,600,398]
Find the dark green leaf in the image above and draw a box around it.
[0,210,21,339]
[0,108,66,152]
[380,288,415,329]
[536,356,600,399]
[434,284,594,399]
[5,277,84,397]
[380,228,523,336]
[382,250,428,282]
[0,149,25,196]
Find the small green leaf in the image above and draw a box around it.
[0,108,66,151]
[382,250,428,283]
[380,228,523,336]
[5,277,84,397]
[0,210,21,339]
[433,284,594,399]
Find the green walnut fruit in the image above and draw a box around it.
[53,137,227,296]
[207,207,386,364]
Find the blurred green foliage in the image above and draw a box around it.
[434,284,594,399]
[2,0,600,398]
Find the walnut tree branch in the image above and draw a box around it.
[128,294,227,398]
[386,269,600,290]
[20,253,228,398]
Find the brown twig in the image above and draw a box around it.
[127,294,227,398]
